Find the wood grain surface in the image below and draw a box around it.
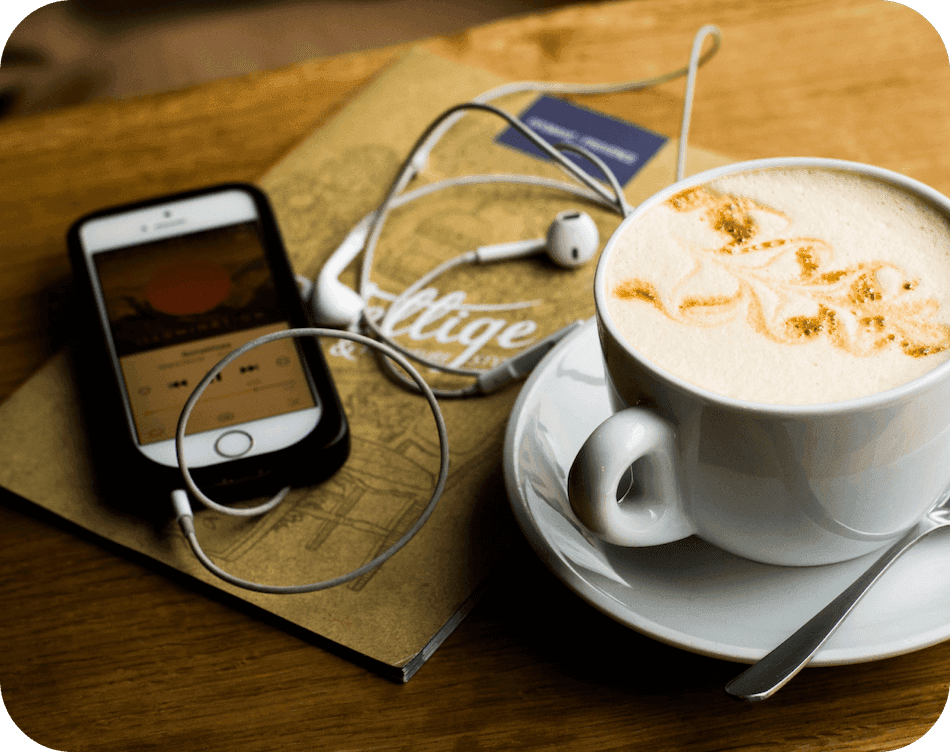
[2,1,949,750]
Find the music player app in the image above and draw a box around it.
[93,222,316,444]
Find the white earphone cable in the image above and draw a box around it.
[553,142,632,218]
[399,25,722,192]
[677,25,719,183]
[171,328,450,594]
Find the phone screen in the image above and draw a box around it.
[92,221,317,445]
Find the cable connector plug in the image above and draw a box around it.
[171,489,193,522]
[476,320,584,394]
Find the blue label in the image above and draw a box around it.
[495,96,667,187]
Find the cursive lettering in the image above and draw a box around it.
[365,286,541,369]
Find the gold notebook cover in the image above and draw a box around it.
[0,47,734,681]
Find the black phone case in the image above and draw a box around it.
[67,183,349,519]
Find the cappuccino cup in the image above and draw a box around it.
[568,157,950,566]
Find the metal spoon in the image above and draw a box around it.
[725,498,950,701]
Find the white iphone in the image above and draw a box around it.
[68,183,348,503]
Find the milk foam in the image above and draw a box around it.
[605,167,950,405]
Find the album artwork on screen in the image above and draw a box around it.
[92,222,314,445]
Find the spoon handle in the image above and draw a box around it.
[725,516,942,701]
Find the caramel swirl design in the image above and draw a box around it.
[614,185,950,358]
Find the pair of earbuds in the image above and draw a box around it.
[310,209,600,330]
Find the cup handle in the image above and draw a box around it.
[568,407,695,546]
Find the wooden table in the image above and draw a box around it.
[2,1,949,749]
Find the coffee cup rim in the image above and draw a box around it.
[594,156,950,416]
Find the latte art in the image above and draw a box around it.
[605,167,950,404]
[614,184,950,358]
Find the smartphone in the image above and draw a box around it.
[68,183,348,506]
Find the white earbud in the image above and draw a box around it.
[311,214,374,328]
[545,211,600,268]
[473,211,599,268]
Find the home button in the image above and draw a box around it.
[215,430,253,458]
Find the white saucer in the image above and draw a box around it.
[503,318,950,665]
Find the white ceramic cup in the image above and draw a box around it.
[568,157,950,566]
